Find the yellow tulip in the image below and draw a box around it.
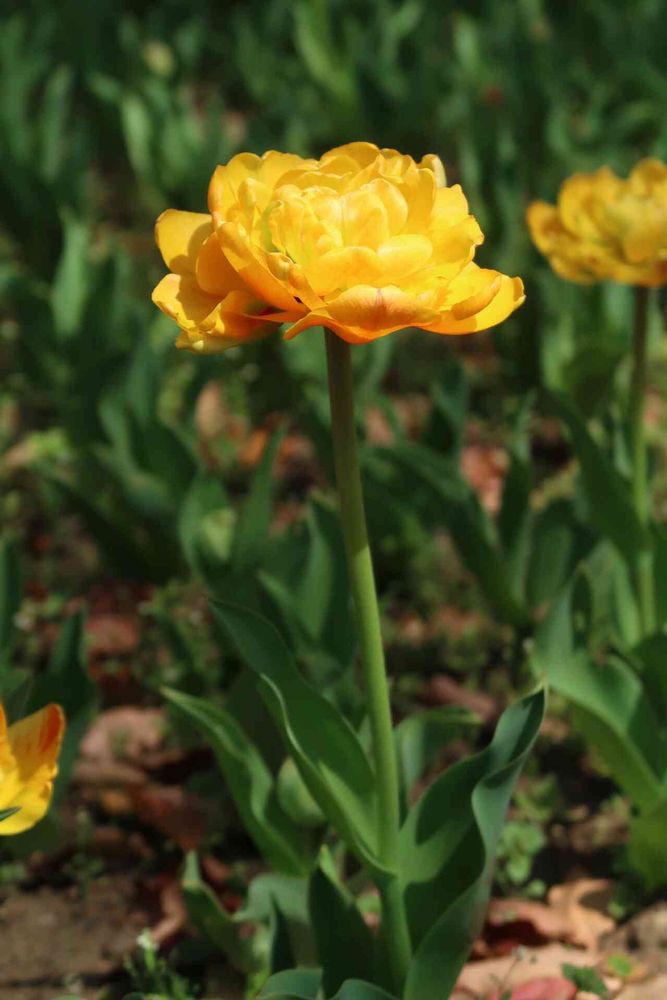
[152,142,524,350]
[0,702,65,835]
[527,159,667,286]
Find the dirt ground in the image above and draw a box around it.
[0,877,142,1000]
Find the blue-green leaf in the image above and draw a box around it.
[164,689,312,876]
[230,429,283,576]
[308,863,374,994]
[547,391,645,565]
[0,534,22,664]
[532,572,665,811]
[394,706,479,810]
[259,968,322,999]
[401,689,545,1000]
[182,852,269,974]
[211,602,383,875]
[627,798,667,891]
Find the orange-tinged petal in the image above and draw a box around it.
[427,272,525,334]
[155,210,211,274]
[285,284,439,343]
[218,222,306,312]
[0,703,65,835]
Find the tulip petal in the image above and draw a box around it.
[284,284,439,344]
[0,704,65,835]
[195,233,244,296]
[152,273,221,330]
[427,271,525,334]
[218,222,306,312]
[155,210,211,274]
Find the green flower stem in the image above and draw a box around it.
[629,285,655,636]
[324,329,412,991]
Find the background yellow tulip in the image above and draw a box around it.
[527,159,667,286]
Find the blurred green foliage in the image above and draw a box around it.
[2,0,667,942]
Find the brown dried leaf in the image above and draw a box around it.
[457,944,607,997]
[546,879,615,950]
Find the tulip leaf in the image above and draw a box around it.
[230,428,283,576]
[374,441,528,627]
[308,862,374,994]
[628,797,667,891]
[401,688,545,1000]
[547,390,645,566]
[532,571,666,812]
[178,470,232,580]
[259,971,397,1000]
[331,984,397,1000]
[182,852,269,975]
[0,534,22,667]
[394,706,479,812]
[51,213,90,340]
[259,968,322,999]
[211,602,384,875]
[164,689,312,877]
[524,498,594,610]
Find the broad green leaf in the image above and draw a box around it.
[121,92,154,180]
[0,535,22,661]
[261,498,355,670]
[211,603,383,875]
[294,498,355,666]
[243,872,314,967]
[182,852,269,974]
[401,689,545,1000]
[422,360,468,461]
[259,972,396,1000]
[497,397,533,597]
[547,391,645,566]
[632,634,667,726]
[525,498,593,610]
[277,758,325,829]
[379,442,528,627]
[179,471,232,579]
[260,968,322,999]
[627,798,667,891]
[394,706,479,810]
[331,984,396,1000]
[165,690,312,876]
[51,214,90,339]
[230,429,283,576]
[532,574,665,811]
[308,863,374,994]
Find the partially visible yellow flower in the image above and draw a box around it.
[152,142,524,351]
[0,702,65,835]
[527,158,667,286]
